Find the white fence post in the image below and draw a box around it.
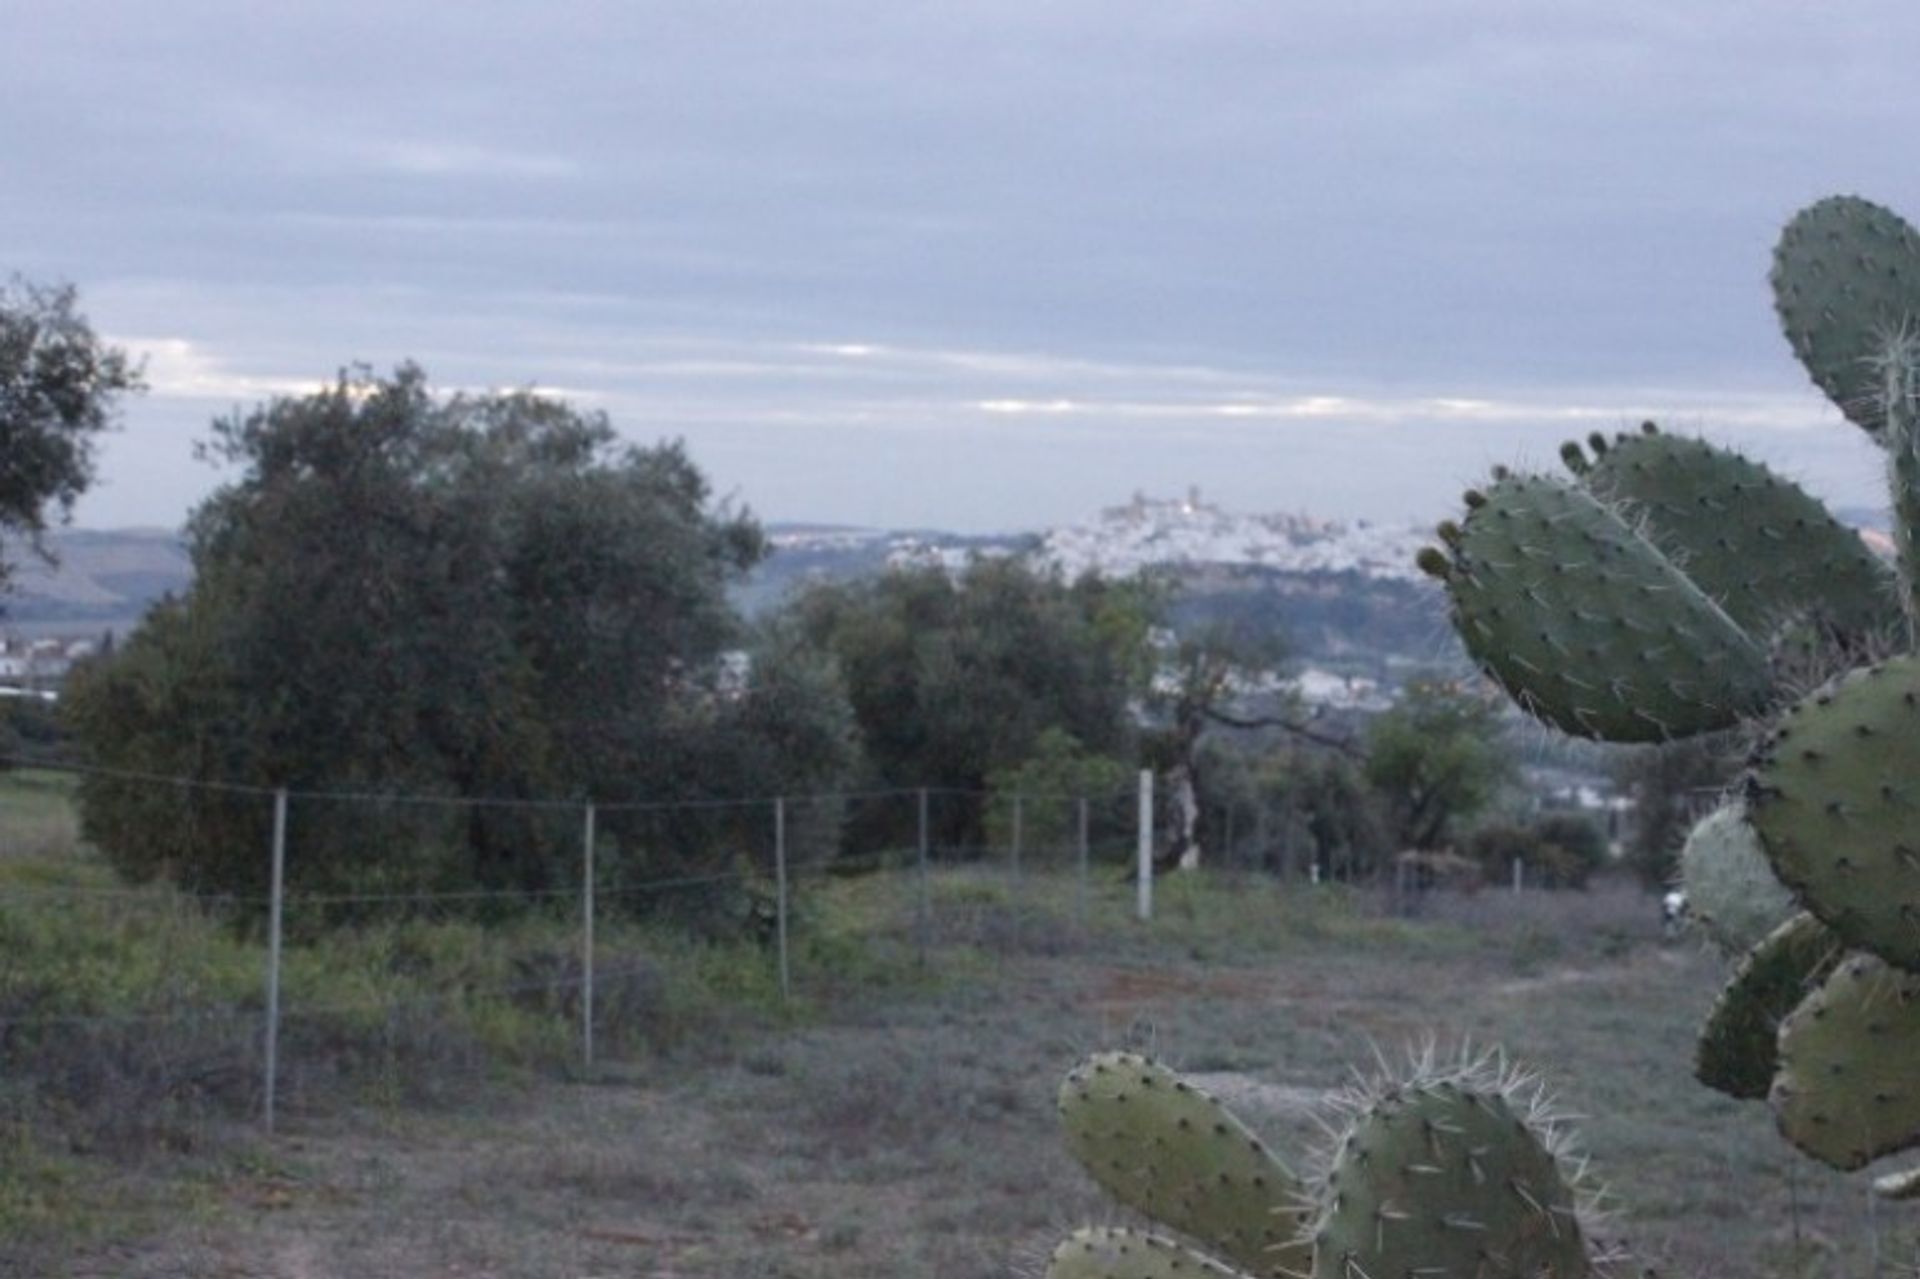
[263,787,288,1135]
[1136,770,1153,921]
[1076,796,1089,930]
[916,787,931,966]
[775,796,790,1003]
[582,802,597,1072]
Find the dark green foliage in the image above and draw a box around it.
[779,558,1147,849]
[983,728,1131,857]
[0,279,142,590]
[1607,734,1738,888]
[1211,746,1391,880]
[0,694,65,766]
[1463,812,1606,889]
[1362,676,1512,851]
[64,367,852,912]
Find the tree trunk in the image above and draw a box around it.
[1169,764,1201,871]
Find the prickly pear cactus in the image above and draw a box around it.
[1044,1227,1247,1279]
[1057,1052,1309,1277]
[1416,192,1920,1185]
[1695,912,1842,1100]
[1416,468,1771,741]
[1772,952,1920,1170]
[1747,655,1920,971]
[1677,800,1797,956]
[1046,1049,1604,1279]
[1568,425,1897,640]
[1771,195,1920,438]
[1311,1054,1595,1279]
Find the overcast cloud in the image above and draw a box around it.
[7,2,1918,532]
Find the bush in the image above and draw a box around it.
[1463,812,1607,889]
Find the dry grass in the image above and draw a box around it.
[1,808,1912,1277]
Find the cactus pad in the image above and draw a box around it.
[1679,800,1799,956]
[1311,1054,1593,1279]
[1771,194,1920,436]
[1421,472,1770,741]
[1696,913,1843,1100]
[1747,655,1920,969]
[1882,344,1920,621]
[1058,1052,1309,1277]
[1043,1227,1251,1279]
[1568,424,1896,641]
[1771,952,1920,1170]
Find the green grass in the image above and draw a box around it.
[0,784,1912,1276]
[0,769,81,863]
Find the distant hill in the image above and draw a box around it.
[1,529,191,635]
[4,502,1457,668]
[742,495,1452,674]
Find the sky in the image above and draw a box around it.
[8,2,1920,534]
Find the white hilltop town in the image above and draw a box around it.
[1039,486,1433,582]
[873,486,1434,583]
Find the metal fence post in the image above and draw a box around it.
[1010,793,1023,880]
[582,802,596,1072]
[1136,770,1153,921]
[775,796,790,1003]
[1076,796,1089,931]
[1512,855,1523,896]
[917,787,931,967]
[263,787,287,1135]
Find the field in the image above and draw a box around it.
[1,770,1911,1278]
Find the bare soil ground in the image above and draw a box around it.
[29,877,1920,1277]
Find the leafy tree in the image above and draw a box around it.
[0,693,63,766]
[1608,734,1739,887]
[1463,812,1607,889]
[1268,748,1391,881]
[780,558,1150,849]
[65,366,848,910]
[0,279,142,590]
[983,727,1134,863]
[1139,617,1357,871]
[1362,676,1513,852]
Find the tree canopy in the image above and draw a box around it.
[782,557,1148,789]
[777,557,1150,848]
[0,278,142,589]
[1362,675,1513,852]
[66,366,854,904]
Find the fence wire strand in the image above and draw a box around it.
[2,756,1163,1134]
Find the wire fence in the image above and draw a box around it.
[0,753,1600,1143]
[0,757,1195,1135]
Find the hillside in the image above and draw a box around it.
[6,499,1454,670]
[0,529,192,634]
[749,492,1452,672]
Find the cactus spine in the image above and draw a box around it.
[1047,1049,1604,1279]
[1416,193,1920,1184]
[1036,194,1920,1279]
